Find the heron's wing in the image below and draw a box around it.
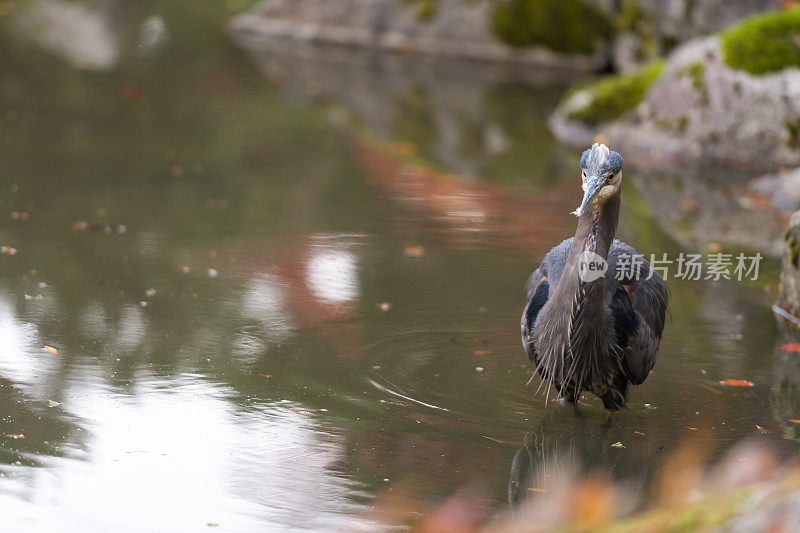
[608,241,668,385]
[522,237,572,364]
[521,239,572,364]
[522,269,549,363]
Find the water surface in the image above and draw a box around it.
[0,3,794,531]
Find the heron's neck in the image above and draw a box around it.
[572,192,620,260]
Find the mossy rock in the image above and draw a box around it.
[415,0,436,21]
[566,60,664,125]
[721,7,800,75]
[491,0,612,54]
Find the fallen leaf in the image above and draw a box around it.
[3,434,25,439]
[527,488,548,493]
[0,2,15,17]
[0,245,17,255]
[403,244,425,258]
[120,84,146,100]
[756,425,768,434]
[789,419,800,424]
[47,400,60,408]
[687,427,698,431]
[719,379,754,387]
[43,345,58,355]
[611,442,625,448]
[473,350,492,355]
[780,343,800,353]
[475,366,484,372]
[145,288,157,298]
[372,365,381,370]
[656,445,664,455]
[259,374,272,378]
[377,302,391,311]
[634,430,647,436]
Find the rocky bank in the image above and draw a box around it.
[230,0,778,72]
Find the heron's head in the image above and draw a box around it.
[572,143,623,217]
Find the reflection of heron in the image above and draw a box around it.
[522,144,668,410]
[508,407,654,516]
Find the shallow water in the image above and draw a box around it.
[0,3,796,531]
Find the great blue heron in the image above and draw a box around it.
[521,144,668,410]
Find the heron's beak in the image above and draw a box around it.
[571,175,604,217]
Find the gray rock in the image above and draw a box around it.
[552,36,800,172]
[597,0,778,71]
[611,37,800,172]
[779,211,800,318]
[751,167,800,211]
[229,0,606,71]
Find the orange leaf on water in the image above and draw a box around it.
[259,374,272,378]
[473,350,492,355]
[4,434,25,439]
[780,343,800,353]
[403,244,425,258]
[788,419,800,424]
[719,379,753,387]
[43,345,58,355]
[120,84,146,100]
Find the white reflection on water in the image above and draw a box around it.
[18,0,122,70]
[241,272,295,342]
[0,376,373,532]
[305,236,361,305]
[0,299,44,386]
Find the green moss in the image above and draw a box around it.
[677,115,689,133]
[416,0,436,21]
[566,60,664,125]
[683,0,697,22]
[680,61,709,104]
[685,62,705,89]
[491,0,612,54]
[615,0,644,32]
[787,116,800,149]
[787,233,799,267]
[721,7,800,75]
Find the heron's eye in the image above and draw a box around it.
[582,171,586,179]
[607,173,614,183]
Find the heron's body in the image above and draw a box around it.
[521,144,667,410]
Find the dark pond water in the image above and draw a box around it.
[0,2,796,531]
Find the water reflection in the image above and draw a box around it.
[233,35,578,187]
[0,1,796,530]
[305,235,361,306]
[17,0,125,70]
[508,407,652,520]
